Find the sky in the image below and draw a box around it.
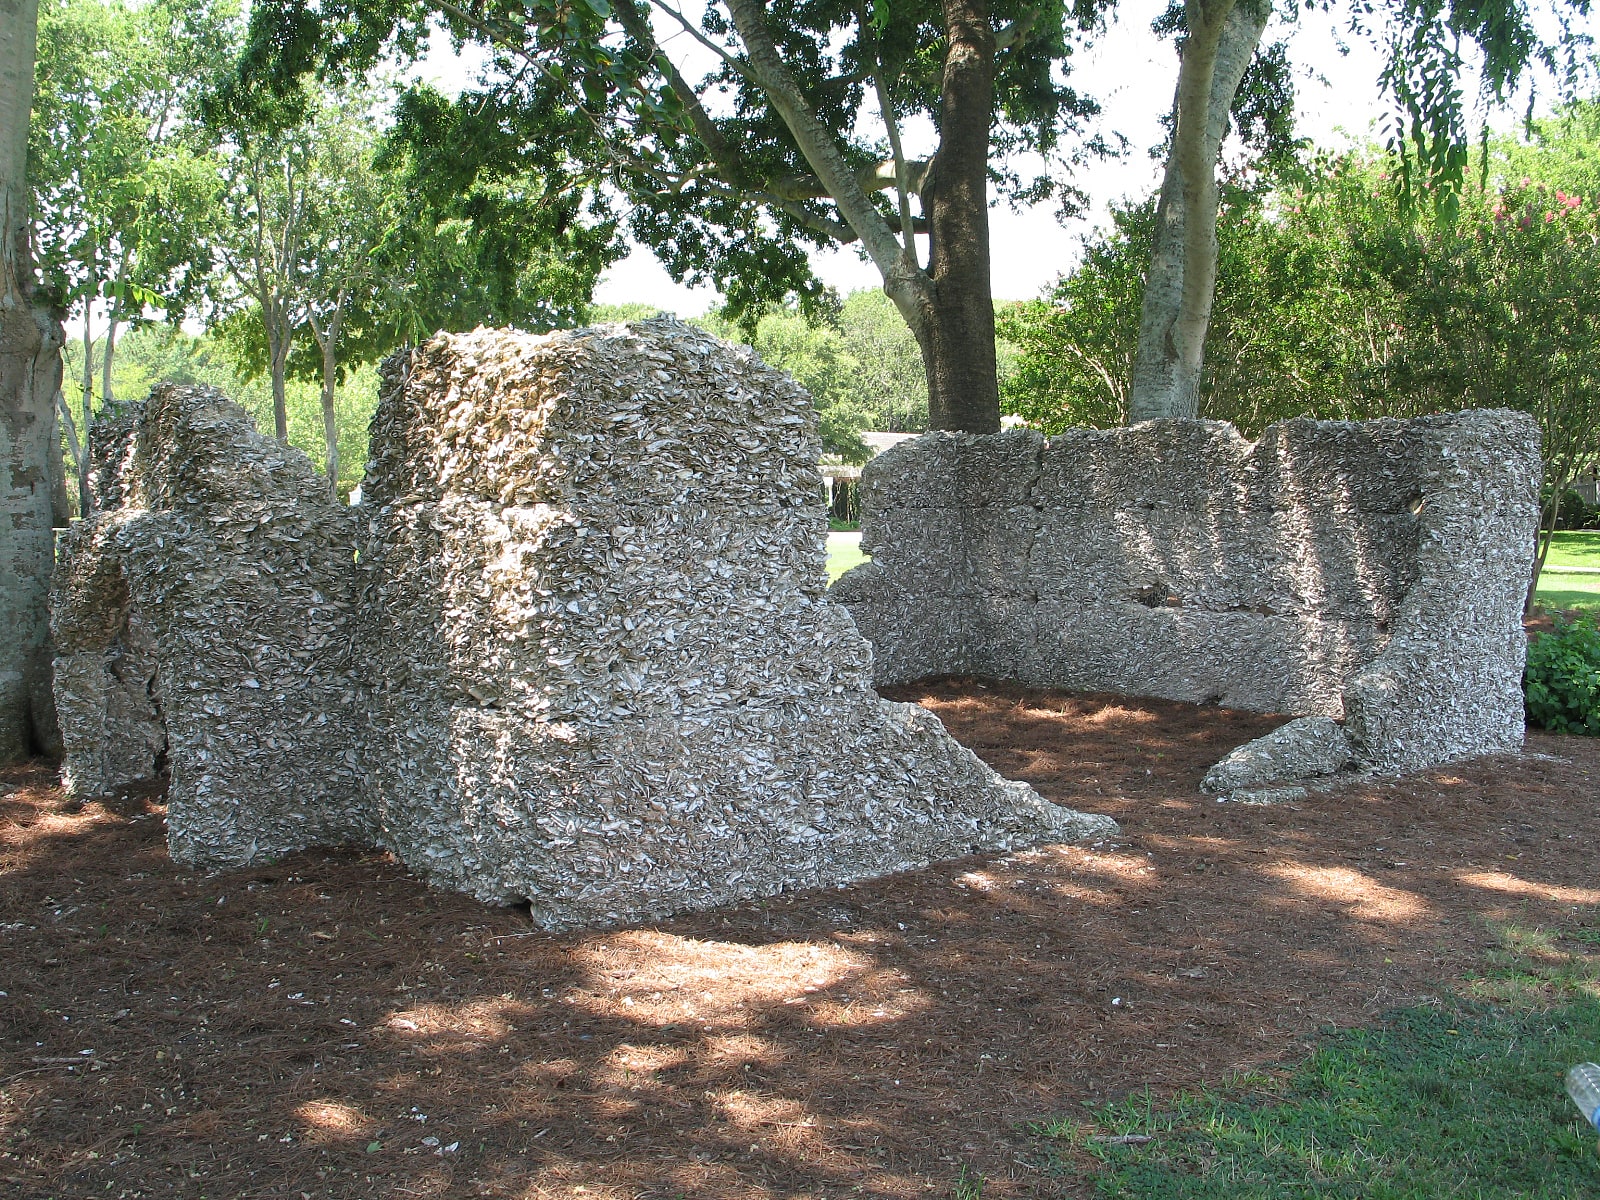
[414,1,1523,315]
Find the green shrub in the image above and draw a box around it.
[1525,616,1600,734]
[1542,487,1600,531]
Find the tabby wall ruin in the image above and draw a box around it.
[351,324,1110,925]
[831,414,1540,774]
[51,386,375,862]
[51,322,1114,929]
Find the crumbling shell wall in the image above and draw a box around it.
[51,385,375,861]
[831,413,1540,774]
[52,325,1114,929]
[352,323,1110,926]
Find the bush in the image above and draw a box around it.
[1525,616,1600,734]
[1552,489,1600,531]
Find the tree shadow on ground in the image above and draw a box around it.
[2,683,1597,1199]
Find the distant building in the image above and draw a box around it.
[821,431,920,522]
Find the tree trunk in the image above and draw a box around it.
[918,0,1001,433]
[102,312,116,405]
[1,0,67,761]
[725,0,1003,433]
[101,251,130,407]
[1526,449,1590,617]
[54,386,81,516]
[1128,0,1269,423]
[313,304,343,499]
[78,297,93,513]
[265,310,290,444]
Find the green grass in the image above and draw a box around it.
[1535,533,1600,612]
[1036,922,1600,1199]
[1535,584,1600,613]
[826,532,868,582]
[1545,531,1600,571]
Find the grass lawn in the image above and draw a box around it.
[1545,530,1600,570]
[826,531,868,581]
[1037,923,1600,1199]
[1538,532,1600,612]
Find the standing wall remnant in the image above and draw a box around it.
[51,322,1115,929]
[51,385,375,861]
[831,414,1540,775]
[352,323,1111,926]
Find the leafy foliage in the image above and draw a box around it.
[225,0,1114,437]
[1547,488,1600,531]
[1004,121,1600,468]
[231,0,1108,323]
[29,0,234,323]
[1526,616,1600,735]
[695,290,928,461]
[63,326,381,499]
[1346,0,1587,213]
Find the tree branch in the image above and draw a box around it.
[994,8,1040,52]
[724,0,915,299]
[857,3,919,266]
[646,0,754,80]
[614,0,746,184]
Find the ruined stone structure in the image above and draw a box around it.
[51,322,1113,928]
[50,387,375,861]
[832,414,1540,782]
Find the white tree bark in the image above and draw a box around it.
[1,0,67,760]
[1128,0,1271,423]
[307,295,345,499]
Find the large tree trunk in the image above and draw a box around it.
[1128,0,1269,423]
[917,0,1000,433]
[1,0,67,762]
[725,0,1003,434]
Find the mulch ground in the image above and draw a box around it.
[3,679,1598,1200]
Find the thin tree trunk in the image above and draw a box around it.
[79,297,94,514]
[1527,455,1585,616]
[310,301,344,499]
[1,0,67,761]
[54,386,82,515]
[1528,479,1566,617]
[48,388,70,526]
[101,252,129,406]
[1128,0,1269,423]
[264,307,290,444]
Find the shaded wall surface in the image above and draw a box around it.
[831,414,1540,773]
[351,324,1109,925]
[50,386,373,861]
[51,323,1113,929]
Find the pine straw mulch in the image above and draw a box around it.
[3,678,1598,1200]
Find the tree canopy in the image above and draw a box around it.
[232,0,1113,431]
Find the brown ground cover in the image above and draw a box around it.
[2,680,1597,1199]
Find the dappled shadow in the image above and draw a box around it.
[3,684,1598,1199]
